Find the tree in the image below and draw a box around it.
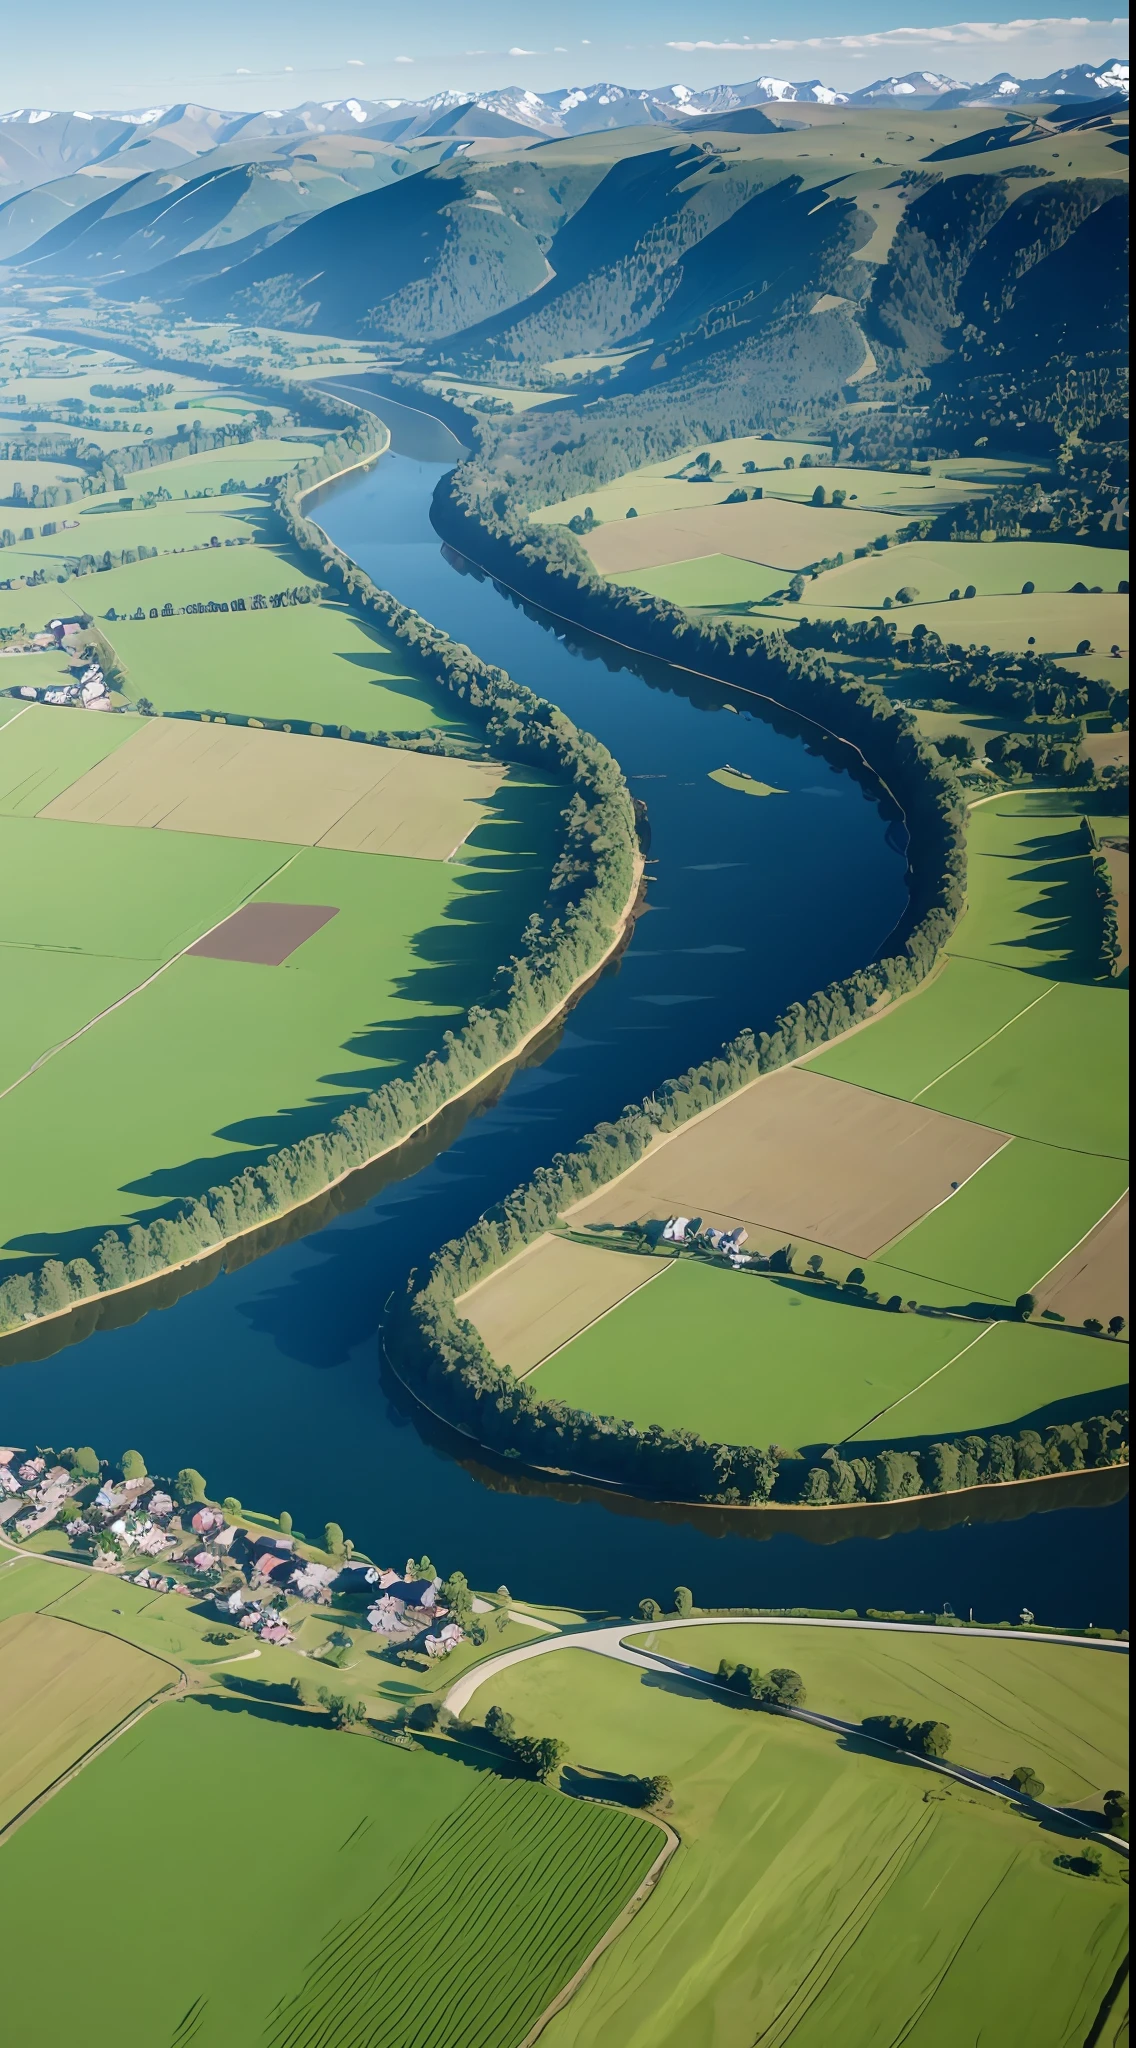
[440,1571,473,1624]
[485,1704,515,1744]
[811,485,826,506]
[845,1268,866,1290]
[1083,1317,1104,1335]
[636,1773,672,1808]
[510,1735,568,1783]
[1015,1293,1035,1321]
[673,1586,693,1618]
[324,1521,345,1558]
[71,1446,100,1478]
[766,1667,806,1708]
[407,1700,451,1733]
[278,1510,293,1534]
[223,1497,242,1518]
[806,1254,824,1276]
[638,1597,662,1621]
[176,1468,207,1505]
[120,1449,146,1482]
[1103,1789,1129,1837]
[916,1720,952,1759]
[318,1688,367,1730]
[1011,1764,1045,1798]
[1108,1316,1126,1337]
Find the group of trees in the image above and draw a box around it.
[793,1414,1129,1505]
[1082,820,1124,978]
[786,616,1127,729]
[716,1659,806,1708]
[116,585,315,619]
[862,1714,951,1759]
[483,1704,568,1784]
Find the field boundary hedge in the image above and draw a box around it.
[0,385,642,1336]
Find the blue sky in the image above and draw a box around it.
[2,2,1127,109]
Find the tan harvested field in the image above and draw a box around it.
[1081,729,1129,773]
[0,1610,170,1830]
[582,498,901,577]
[39,718,506,861]
[1033,1193,1129,1329]
[568,1067,1010,1258]
[460,1231,670,1374]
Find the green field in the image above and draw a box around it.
[878,1139,1128,1300]
[0,1696,659,2048]
[858,1314,1127,1442]
[536,1256,996,1451]
[625,1622,1128,1805]
[810,539,1128,608]
[0,771,560,1265]
[535,1237,1127,1450]
[812,795,1129,1159]
[465,1648,1128,2048]
[0,703,144,812]
[760,589,1127,657]
[610,555,789,608]
[107,590,464,728]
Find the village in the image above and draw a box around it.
[0,1446,479,1669]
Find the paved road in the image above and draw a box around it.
[445,1614,1129,1855]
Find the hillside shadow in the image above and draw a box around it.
[977,833,1100,982]
[217,1672,303,1707]
[190,1692,318,1730]
[410,1728,515,1777]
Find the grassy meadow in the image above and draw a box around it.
[465,1648,1129,2048]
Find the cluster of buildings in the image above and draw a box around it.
[6,618,108,708]
[0,1452,74,1538]
[0,1445,471,1670]
[661,1216,751,1265]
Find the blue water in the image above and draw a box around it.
[1,393,1125,1624]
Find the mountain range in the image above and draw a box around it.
[1,59,1128,200]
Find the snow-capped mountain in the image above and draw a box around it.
[1,61,1127,197]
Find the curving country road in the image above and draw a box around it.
[445,1613,1129,1854]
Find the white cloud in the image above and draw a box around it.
[509,47,537,56]
[395,55,413,64]
[348,58,364,67]
[667,17,1129,56]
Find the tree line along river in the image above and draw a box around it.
[1,384,1126,1625]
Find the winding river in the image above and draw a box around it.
[2,390,1125,1623]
